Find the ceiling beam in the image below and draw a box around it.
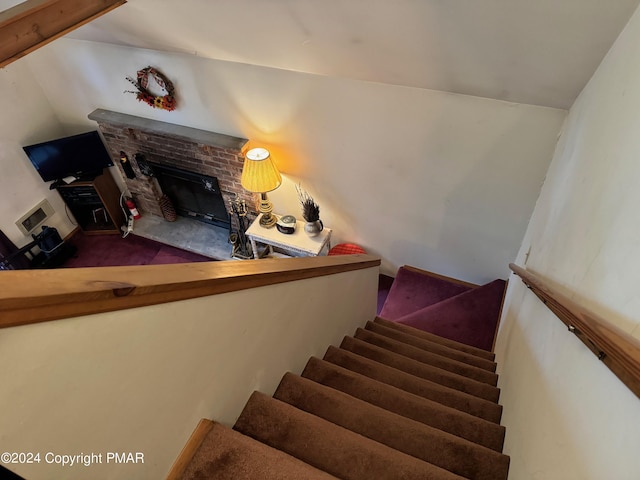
[0,0,126,68]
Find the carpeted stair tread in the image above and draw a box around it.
[354,327,498,386]
[379,266,473,320]
[301,357,505,452]
[234,391,466,480]
[174,420,338,480]
[274,373,510,480]
[302,357,505,451]
[340,336,500,402]
[374,317,496,361]
[323,346,502,423]
[395,279,507,351]
[365,320,497,372]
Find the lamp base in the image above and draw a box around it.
[258,193,277,228]
[259,212,277,228]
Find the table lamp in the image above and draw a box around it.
[241,147,282,228]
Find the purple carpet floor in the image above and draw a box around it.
[379,267,506,351]
[379,267,472,319]
[62,232,213,268]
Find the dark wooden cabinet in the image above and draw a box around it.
[56,169,125,235]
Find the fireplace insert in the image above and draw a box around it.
[149,162,230,229]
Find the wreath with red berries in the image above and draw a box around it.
[126,67,176,111]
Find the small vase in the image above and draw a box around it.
[304,220,323,237]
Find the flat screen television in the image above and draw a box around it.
[23,130,114,183]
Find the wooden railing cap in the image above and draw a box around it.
[0,255,380,329]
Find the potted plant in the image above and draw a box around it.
[296,184,323,237]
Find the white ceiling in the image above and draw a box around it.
[60,0,640,109]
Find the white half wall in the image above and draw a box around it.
[15,38,566,284]
[0,266,378,479]
[495,4,640,478]
[0,62,76,244]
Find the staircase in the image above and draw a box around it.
[167,266,509,480]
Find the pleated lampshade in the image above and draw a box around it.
[241,148,282,193]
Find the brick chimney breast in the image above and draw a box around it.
[88,109,253,225]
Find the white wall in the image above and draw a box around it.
[0,62,76,244]
[495,4,640,478]
[0,267,378,479]
[13,38,566,283]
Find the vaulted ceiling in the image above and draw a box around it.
[6,0,640,109]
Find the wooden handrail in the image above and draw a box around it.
[0,255,380,329]
[510,263,640,399]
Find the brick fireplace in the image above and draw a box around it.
[88,109,254,230]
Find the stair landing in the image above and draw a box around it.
[380,266,506,351]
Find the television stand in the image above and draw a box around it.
[49,179,67,190]
[55,169,125,235]
[76,171,100,182]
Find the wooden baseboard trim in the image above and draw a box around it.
[166,419,215,480]
[63,227,80,242]
[402,265,480,289]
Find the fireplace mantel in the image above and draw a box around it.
[88,109,247,151]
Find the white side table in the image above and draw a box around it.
[246,214,332,258]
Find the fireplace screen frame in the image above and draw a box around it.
[149,162,231,230]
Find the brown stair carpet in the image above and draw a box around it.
[171,420,338,480]
[365,320,497,372]
[323,345,503,423]
[340,336,501,402]
[374,316,496,361]
[233,391,466,480]
[170,266,510,479]
[353,327,499,385]
[274,373,510,480]
[301,357,506,452]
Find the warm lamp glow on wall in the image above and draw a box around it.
[241,147,282,228]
